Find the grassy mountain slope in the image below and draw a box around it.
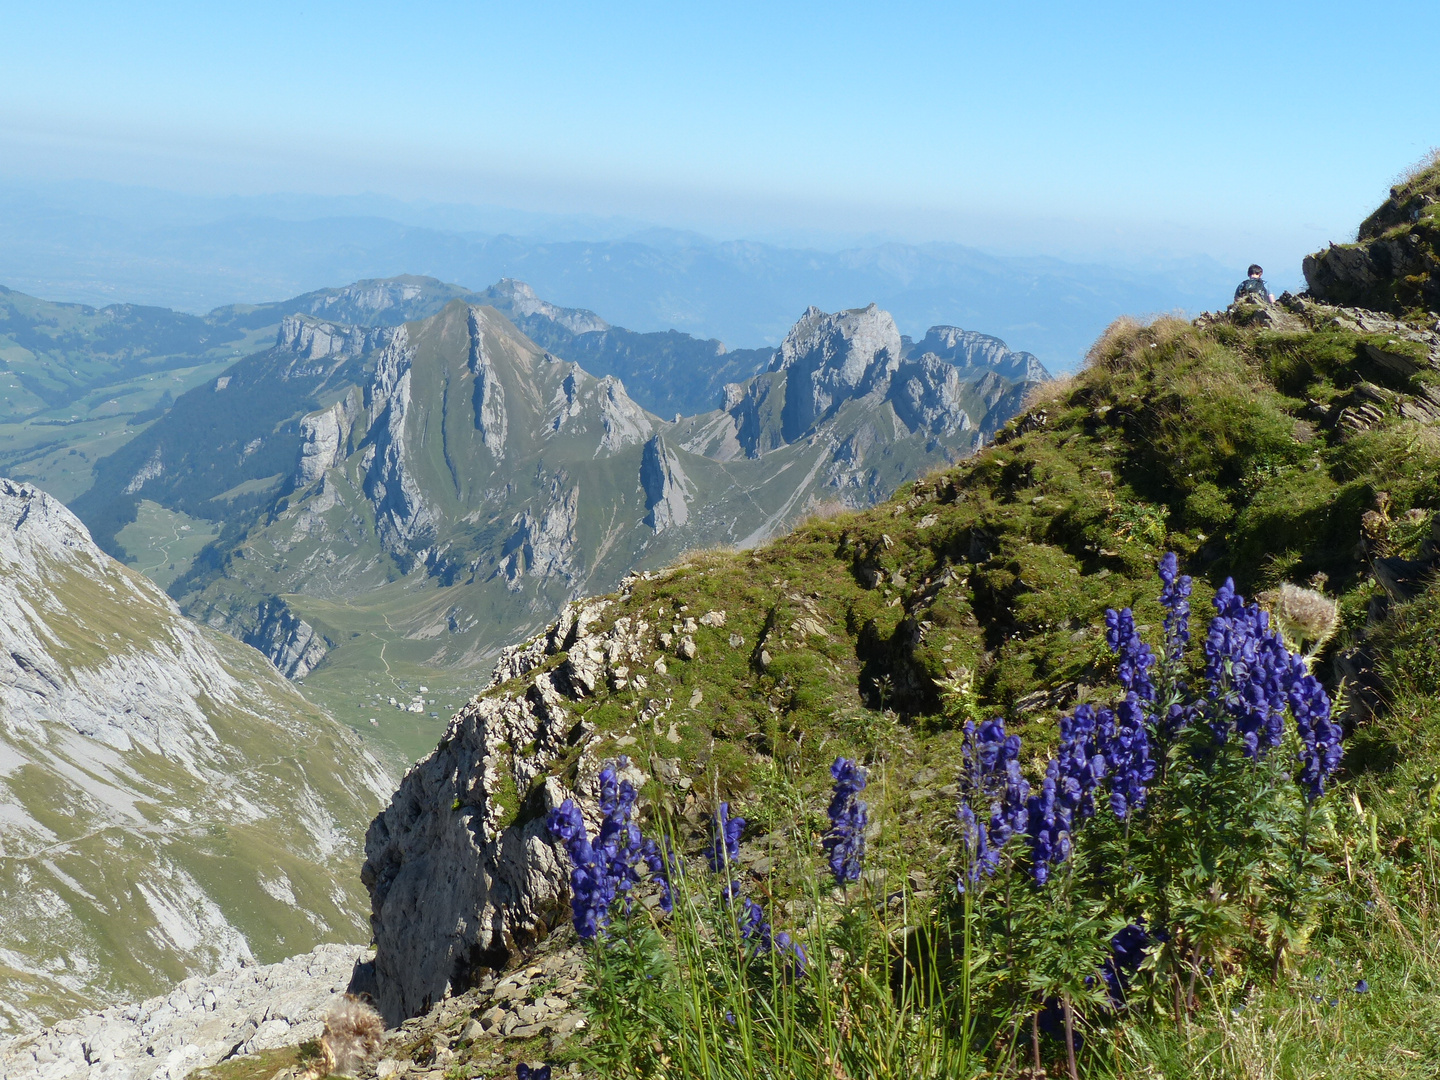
[0,480,393,1034]
[0,277,463,505]
[472,293,1440,817]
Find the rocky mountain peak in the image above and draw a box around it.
[770,302,903,383]
[767,303,903,442]
[479,279,610,336]
[912,325,1050,383]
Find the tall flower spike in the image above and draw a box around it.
[1288,654,1342,800]
[1206,580,1296,758]
[1157,552,1193,665]
[1025,703,1111,886]
[708,802,745,873]
[956,719,1029,887]
[547,798,614,940]
[546,757,667,939]
[1104,693,1156,819]
[1055,704,1109,819]
[1025,760,1072,886]
[823,757,868,885]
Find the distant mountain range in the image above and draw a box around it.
[0,181,1239,367]
[62,277,1041,693]
[2,272,1046,760]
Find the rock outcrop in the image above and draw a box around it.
[0,944,368,1080]
[910,325,1050,383]
[769,304,903,442]
[362,328,437,567]
[469,309,509,458]
[276,316,392,370]
[640,435,692,533]
[295,393,361,488]
[361,596,659,1024]
[888,354,974,437]
[479,279,610,336]
[242,596,332,679]
[1304,155,1440,315]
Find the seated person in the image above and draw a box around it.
[1234,264,1275,304]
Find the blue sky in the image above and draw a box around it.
[2,1,1438,275]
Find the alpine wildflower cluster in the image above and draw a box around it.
[822,757,868,886]
[1205,579,1343,796]
[546,758,672,939]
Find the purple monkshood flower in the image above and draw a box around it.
[1103,694,1156,819]
[958,719,1030,888]
[1056,704,1109,819]
[1289,655,1343,800]
[516,1066,552,1080]
[1100,921,1155,1007]
[1105,607,1157,702]
[1205,579,1341,795]
[639,836,679,914]
[547,800,608,939]
[1158,552,1193,665]
[722,881,807,975]
[547,757,668,939]
[823,757,868,885]
[1206,580,1291,757]
[1025,759,1072,886]
[708,802,746,873]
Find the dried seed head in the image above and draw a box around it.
[1273,583,1340,654]
[321,994,384,1076]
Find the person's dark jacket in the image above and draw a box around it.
[1234,276,1270,302]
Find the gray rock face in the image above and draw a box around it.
[0,478,392,1032]
[718,304,1033,460]
[0,478,234,759]
[242,597,331,679]
[912,325,1050,383]
[294,275,468,326]
[596,376,653,452]
[294,393,360,488]
[0,944,368,1080]
[276,316,391,372]
[468,309,509,457]
[362,329,437,567]
[888,355,973,437]
[497,487,581,590]
[640,435,692,533]
[361,597,656,1024]
[769,304,903,442]
[479,279,610,336]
